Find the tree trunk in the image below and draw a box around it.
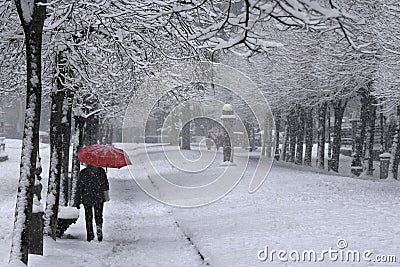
[351,117,363,176]
[103,122,113,144]
[70,115,85,206]
[180,103,191,150]
[250,127,255,152]
[169,109,179,145]
[102,123,108,144]
[60,90,73,206]
[304,108,313,166]
[326,104,332,159]
[181,122,191,149]
[386,118,397,152]
[264,115,273,158]
[108,124,114,144]
[390,106,400,179]
[98,119,106,144]
[222,127,232,162]
[359,89,369,159]
[295,106,305,165]
[288,111,296,162]
[55,50,73,207]
[10,1,46,264]
[380,107,385,150]
[85,115,100,145]
[245,121,255,152]
[44,87,65,240]
[366,98,377,175]
[274,113,281,160]
[327,105,332,160]
[261,119,266,156]
[280,118,289,161]
[106,122,111,144]
[317,103,327,169]
[331,99,347,172]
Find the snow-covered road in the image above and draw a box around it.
[1,140,400,266]
[171,161,400,266]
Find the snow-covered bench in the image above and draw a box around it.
[56,206,80,238]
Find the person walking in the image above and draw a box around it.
[206,133,213,150]
[76,164,110,242]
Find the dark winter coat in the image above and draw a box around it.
[77,165,109,206]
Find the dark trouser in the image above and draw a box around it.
[83,202,104,240]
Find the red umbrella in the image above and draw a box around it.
[78,144,132,169]
[208,128,219,133]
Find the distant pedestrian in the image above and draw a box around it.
[206,134,213,150]
[76,164,110,242]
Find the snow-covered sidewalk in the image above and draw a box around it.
[30,170,204,267]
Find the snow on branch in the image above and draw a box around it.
[20,0,34,23]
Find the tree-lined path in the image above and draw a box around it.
[2,143,398,266]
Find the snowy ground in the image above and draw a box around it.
[1,140,400,266]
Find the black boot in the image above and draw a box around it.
[87,233,94,242]
[96,224,103,242]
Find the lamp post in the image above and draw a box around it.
[220,104,236,163]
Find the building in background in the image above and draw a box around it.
[0,95,51,140]
[0,97,24,139]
